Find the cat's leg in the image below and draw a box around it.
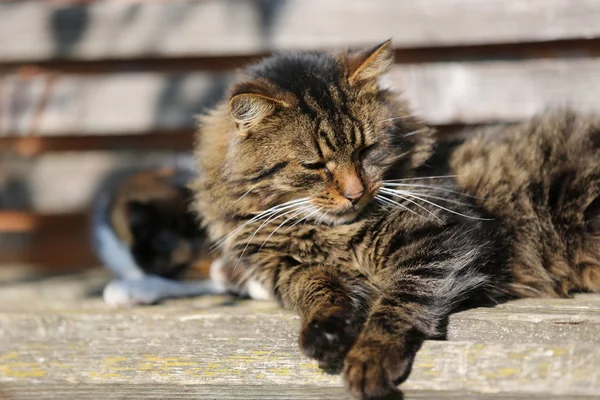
[103,276,225,306]
[273,262,374,366]
[343,249,493,399]
[103,257,242,306]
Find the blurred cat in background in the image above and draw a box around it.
[92,166,267,306]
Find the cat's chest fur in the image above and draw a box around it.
[232,218,370,274]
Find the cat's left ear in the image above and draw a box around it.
[228,80,292,135]
[229,93,282,134]
[346,39,394,86]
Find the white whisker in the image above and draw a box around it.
[211,198,310,250]
[249,197,313,215]
[375,194,424,219]
[383,115,414,122]
[285,206,321,231]
[402,130,419,138]
[234,206,305,269]
[316,209,330,225]
[258,206,307,250]
[394,190,475,207]
[383,175,458,182]
[383,188,492,221]
[382,182,480,199]
[238,185,257,200]
[380,189,443,222]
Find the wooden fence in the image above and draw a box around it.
[1,0,600,269]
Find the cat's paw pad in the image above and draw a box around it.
[299,306,361,366]
[342,337,415,400]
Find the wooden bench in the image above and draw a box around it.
[1,1,600,397]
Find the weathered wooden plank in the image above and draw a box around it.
[1,0,600,62]
[1,301,599,344]
[0,384,596,400]
[393,59,600,125]
[0,212,38,233]
[3,151,194,213]
[3,59,600,136]
[0,131,194,156]
[0,269,599,396]
[0,71,230,136]
[0,267,599,344]
[1,336,598,394]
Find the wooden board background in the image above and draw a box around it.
[1,0,600,269]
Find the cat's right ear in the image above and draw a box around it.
[228,93,282,135]
[347,39,394,86]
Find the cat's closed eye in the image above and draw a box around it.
[358,143,377,161]
[301,161,327,171]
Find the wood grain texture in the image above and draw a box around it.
[3,59,600,136]
[2,385,596,400]
[2,151,194,213]
[0,269,599,397]
[0,131,194,156]
[1,0,600,62]
[1,309,599,395]
[0,71,230,136]
[394,59,600,124]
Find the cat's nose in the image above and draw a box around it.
[336,169,365,205]
[344,189,364,205]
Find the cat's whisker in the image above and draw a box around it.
[394,191,475,207]
[211,208,283,251]
[248,197,313,215]
[211,198,311,250]
[258,206,308,250]
[234,206,306,269]
[383,115,414,122]
[383,175,458,182]
[395,150,413,160]
[402,130,419,138]
[375,194,425,220]
[380,189,443,222]
[382,188,493,221]
[238,185,258,200]
[284,206,322,231]
[382,182,480,199]
[316,209,331,225]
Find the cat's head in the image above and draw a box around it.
[198,40,434,225]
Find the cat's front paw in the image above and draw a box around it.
[299,306,362,367]
[342,332,421,400]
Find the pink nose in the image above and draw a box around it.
[335,166,365,205]
[344,188,364,204]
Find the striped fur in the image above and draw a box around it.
[193,41,600,399]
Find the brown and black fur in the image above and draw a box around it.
[93,167,210,280]
[192,40,600,399]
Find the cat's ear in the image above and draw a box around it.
[347,39,394,85]
[228,93,282,134]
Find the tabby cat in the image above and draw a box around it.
[192,40,600,399]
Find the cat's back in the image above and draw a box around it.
[449,110,600,296]
[450,110,599,211]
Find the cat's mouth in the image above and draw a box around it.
[319,194,374,225]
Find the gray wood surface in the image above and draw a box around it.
[1,384,597,400]
[1,0,600,62]
[15,152,194,213]
[3,59,600,137]
[0,268,599,398]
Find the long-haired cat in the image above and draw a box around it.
[192,40,600,399]
[92,167,259,306]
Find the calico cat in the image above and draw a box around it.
[192,40,600,399]
[92,167,258,306]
